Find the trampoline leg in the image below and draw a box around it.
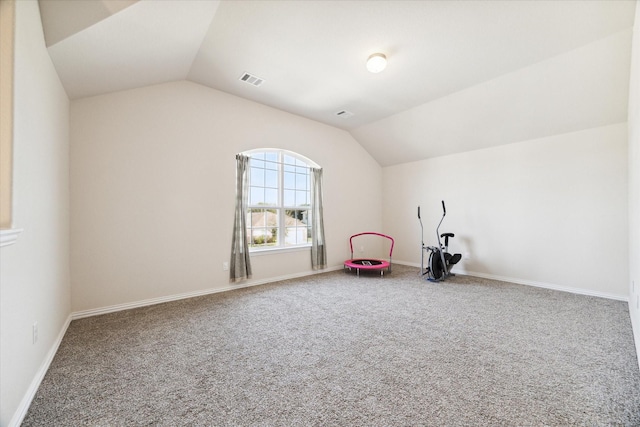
[357,268,360,278]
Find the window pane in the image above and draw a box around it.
[293,209,309,226]
[265,170,278,188]
[247,208,279,248]
[295,190,308,207]
[266,209,278,227]
[250,227,279,247]
[284,209,310,246]
[285,227,301,245]
[246,209,261,247]
[283,189,295,206]
[296,171,307,190]
[266,160,278,171]
[250,187,264,205]
[265,152,278,163]
[250,167,264,186]
[250,159,265,170]
[265,188,278,205]
[249,208,264,227]
[283,171,295,189]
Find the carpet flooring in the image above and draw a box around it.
[23,265,640,426]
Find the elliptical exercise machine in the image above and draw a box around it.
[418,201,462,281]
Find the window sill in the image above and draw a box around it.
[0,228,23,247]
[250,245,311,257]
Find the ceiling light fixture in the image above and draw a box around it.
[366,53,387,73]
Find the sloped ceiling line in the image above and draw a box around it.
[38,0,636,166]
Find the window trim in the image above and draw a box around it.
[242,148,320,168]
[249,243,311,256]
[242,149,318,252]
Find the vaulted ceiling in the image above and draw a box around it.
[39,0,636,166]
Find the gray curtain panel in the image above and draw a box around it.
[311,167,327,270]
[230,154,252,282]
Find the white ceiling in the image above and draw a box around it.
[39,0,636,166]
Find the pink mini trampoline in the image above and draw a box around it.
[344,232,395,277]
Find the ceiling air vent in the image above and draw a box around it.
[335,110,354,119]
[239,72,265,87]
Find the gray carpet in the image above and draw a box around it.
[23,265,640,426]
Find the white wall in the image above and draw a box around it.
[628,1,640,366]
[383,123,628,299]
[70,80,382,312]
[1,2,635,422]
[0,1,71,426]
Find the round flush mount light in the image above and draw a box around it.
[366,53,387,73]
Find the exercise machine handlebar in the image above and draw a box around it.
[418,200,461,281]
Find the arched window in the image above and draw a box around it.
[244,149,319,251]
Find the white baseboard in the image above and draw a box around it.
[72,265,344,320]
[11,262,630,426]
[393,260,628,301]
[629,291,640,371]
[632,308,640,372]
[460,269,628,301]
[9,314,72,427]
[11,266,343,425]
[399,259,637,367]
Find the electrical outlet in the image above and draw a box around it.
[32,322,38,344]
[360,246,364,253]
[223,262,229,271]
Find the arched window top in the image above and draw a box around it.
[241,148,321,169]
